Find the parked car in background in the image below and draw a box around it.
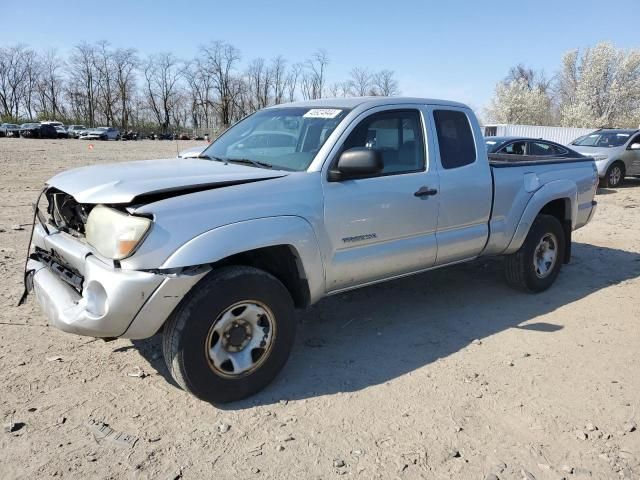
[55,126,69,139]
[41,121,65,129]
[485,137,585,162]
[67,125,87,139]
[569,129,640,187]
[80,127,120,141]
[20,123,57,139]
[0,123,21,137]
[177,144,208,158]
[120,130,139,141]
[24,97,599,403]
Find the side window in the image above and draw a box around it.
[552,144,569,155]
[499,141,527,155]
[342,110,425,175]
[529,141,554,156]
[433,110,476,169]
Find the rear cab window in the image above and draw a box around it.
[433,110,476,169]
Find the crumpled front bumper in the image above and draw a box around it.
[28,223,209,339]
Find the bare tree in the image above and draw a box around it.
[506,64,552,92]
[68,42,98,126]
[36,50,65,119]
[302,49,329,99]
[285,62,303,102]
[0,45,35,118]
[372,70,400,96]
[246,57,271,110]
[200,41,241,127]
[113,48,138,129]
[144,53,182,132]
[328,82,340,97]
[94,41,118,125]
[349,67,372,96]
[271,55,287,105]
[20,48,40,119]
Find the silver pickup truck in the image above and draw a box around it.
[23,97,598,403]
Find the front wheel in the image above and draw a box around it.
[504,214,565,292]
[162,265,296,404]
[601,162,625,188]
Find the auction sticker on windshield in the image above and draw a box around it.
[303,109,343,119]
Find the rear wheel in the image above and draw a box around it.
[162,265,296,404]
[601,162,625,188]
[504,214,565,292]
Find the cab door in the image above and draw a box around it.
[428,107,493,265]
[322,107,439,292]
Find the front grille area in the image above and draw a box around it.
[31,249,84,292]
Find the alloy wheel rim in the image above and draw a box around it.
[533,233,558,279]
[205,301,276,378]
[609,166,622,186]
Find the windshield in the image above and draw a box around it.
[201,107,350,171]
[572,131,632,148]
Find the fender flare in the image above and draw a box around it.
[504,180,577,255]
[160,216,325,303]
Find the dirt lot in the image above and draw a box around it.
[1,138,639,479]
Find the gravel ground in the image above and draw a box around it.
[1,138,639,479]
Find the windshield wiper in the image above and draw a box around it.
[197,154,227,164]
[226,158,273,169]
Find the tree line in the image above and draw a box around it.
[486,42,640,128]
[0,41,400,132]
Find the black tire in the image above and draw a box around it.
[162,265,296,404]
[601,162,625,188]
[504,214,565,293]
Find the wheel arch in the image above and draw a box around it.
[505,180,577,259]
[208,245,311,308]
[160,216,325,307]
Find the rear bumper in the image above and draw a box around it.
[28,224,208,339]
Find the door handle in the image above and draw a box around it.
[414,186,438,197]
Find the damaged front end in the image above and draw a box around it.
[46,187,94,236]
[20,186,209,339]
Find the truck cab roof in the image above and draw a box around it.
[267,97,469,110]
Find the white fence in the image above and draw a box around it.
[483,124,597,145]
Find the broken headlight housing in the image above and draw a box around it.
[85,205,151,260]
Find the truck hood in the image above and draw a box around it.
[47,158,288,204]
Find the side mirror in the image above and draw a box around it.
[629,143,640,150]
[329,147,383,181]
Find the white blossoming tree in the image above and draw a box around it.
[558,43,640,128]
[485,77,553,125]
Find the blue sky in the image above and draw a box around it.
[4,0,638,112]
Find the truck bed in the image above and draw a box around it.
[483,157,597,257]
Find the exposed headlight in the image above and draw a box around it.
[85,205,151,260]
